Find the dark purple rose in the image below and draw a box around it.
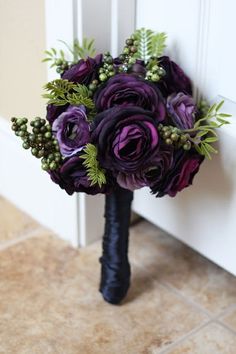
[46,103,69,125]
[91,106,159,173]
[158,56,192,97]
[52,105,90,157]
[62,54,103,85]
[129,59,146,77]
[152,149,204,197]
[116,145,173,191]
[167,92,197,129]
[94,73,166,121]
[49,154,106,195]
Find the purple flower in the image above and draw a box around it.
[151,149,204,197]
[129,59,146,77]
[46,103,69,125]
[52,105,90,157]
[94,73,166,121]
[158,56,192,97]
[167,92,197,129]
[116,145,173,191]
[62,54,103,85]
[49,154,106,195]
[91,106,159,174]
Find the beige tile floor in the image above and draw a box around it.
[0,196,236,354]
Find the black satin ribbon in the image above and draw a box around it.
[99,186,133,304]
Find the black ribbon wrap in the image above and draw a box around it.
[99,186,134,304]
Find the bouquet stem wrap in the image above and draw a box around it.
[99,186,133,304]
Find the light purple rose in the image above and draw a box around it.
[52,105,90,157]
[167,92,197,129]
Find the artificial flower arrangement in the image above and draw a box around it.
[11,29,231,304]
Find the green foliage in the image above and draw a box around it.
[133,28,167,63]
[150,32,167,58]
[80,144,106,188]
[43,79,95,109]
[185,100,231,159]
[42,37,96,71]
[60,38,96,61]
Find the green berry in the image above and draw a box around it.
[99,73,107,81]
[123,47,130,55]
[180,135,187,143]
[163,131,171,138]
[130,46,137,53]
[152,65,159,72]
[49,161,57,170]
[22,142,30,149]
[126,38,133,46]
[89,83,96,91]
[165,138,173,145]
[183,141,191,150]
[151,73,160,82]
[171,133,179,142]
[44,132,52,139]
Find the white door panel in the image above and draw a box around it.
[133,0,236,275]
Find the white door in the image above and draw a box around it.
[132,0,236,276]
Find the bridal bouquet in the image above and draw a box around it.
[11,28,231,304]
[11,28,230,198]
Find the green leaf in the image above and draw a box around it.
[216,100,224,112]
[204,137,218,143]
[150,32,167,58]
[133,28,154,63]
[80,144,106,188]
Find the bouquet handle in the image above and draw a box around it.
[99,186,133,304]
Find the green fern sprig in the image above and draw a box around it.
[184,100,231,159]
[151,32,167,58]
[133,28,167,63]
[80,144,106,187]
[42,79,95,109]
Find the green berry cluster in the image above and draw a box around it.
[11,117,62,171]
[146,63,166,82]
[118,36,138,72]
[55,58,69,74]
[98,52,115,82]
[158,124,192,151]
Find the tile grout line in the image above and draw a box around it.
[0,227,49,252]
[214,319,236,336]
[132,261,213,319]
[159,320,212,354]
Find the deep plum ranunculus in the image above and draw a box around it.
[49,154,106,195]
[151,149,204,197]
[91,106,159,174]
[46,103,69,125]
[62,54,103,85]
[116,145,173,191]
[129,59,146,77]
[167,92,197,129]
[158,56,192,97]
[52,105,90,157]
[94,73,166,121]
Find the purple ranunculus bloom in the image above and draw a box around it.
[167,92,197,129]
[158,56,192,97]
[116,145,173,191]
[94,73,166,121]
[91,106,159,174]
[46,103,69,125]
[52,105,90,157]
[62,54,103,85]
[129,59,146,77]
[49,154,107,195]
[151,149,204,197]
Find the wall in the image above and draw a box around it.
[0,0,47,120]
